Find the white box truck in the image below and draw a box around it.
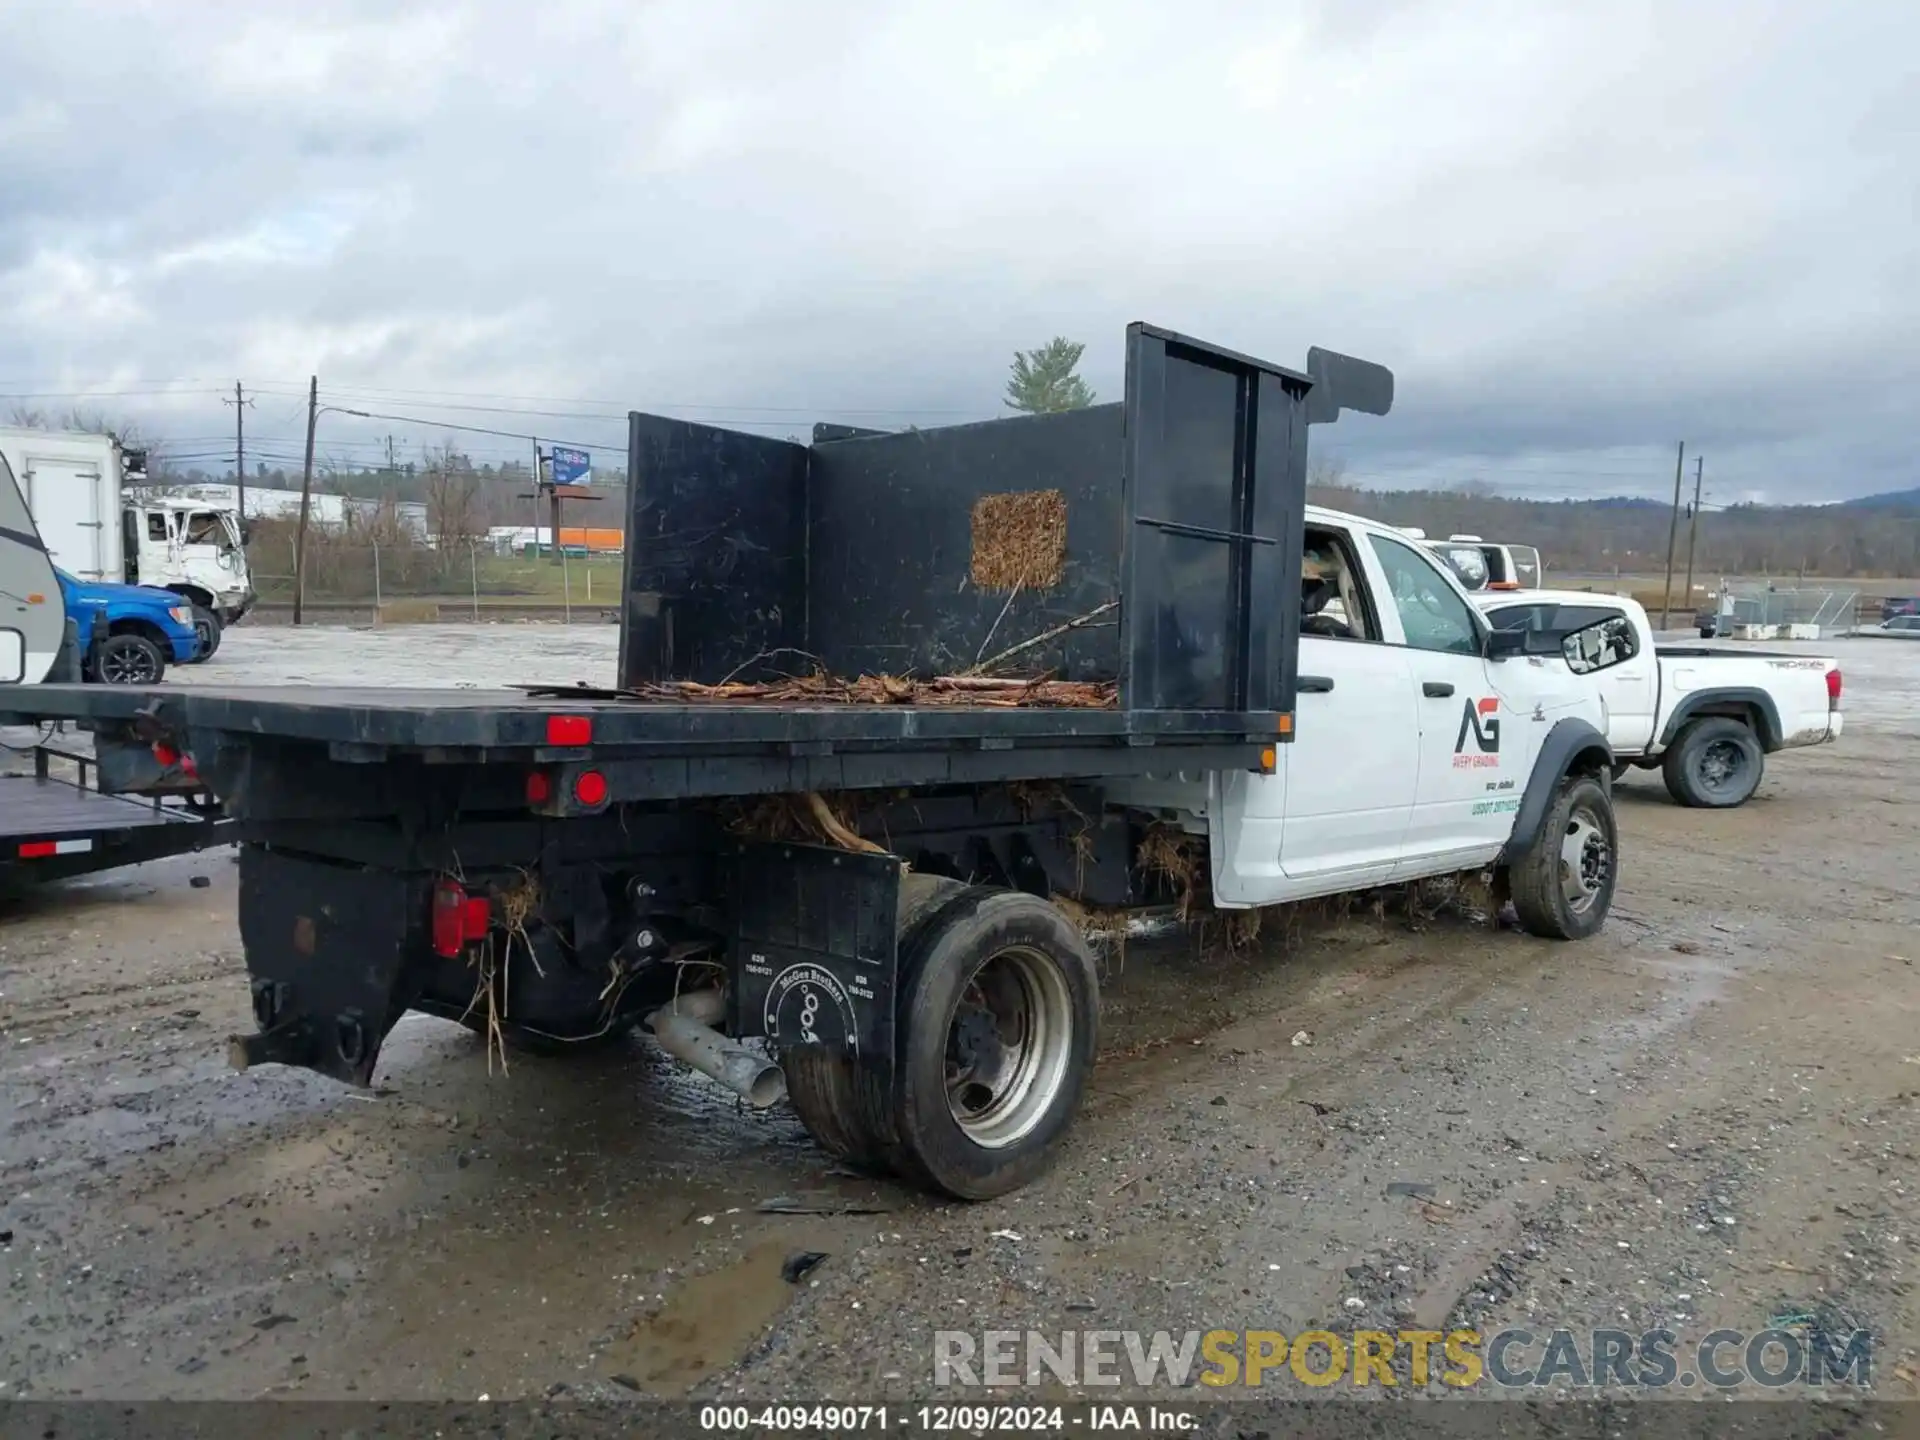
[0,427,256,660]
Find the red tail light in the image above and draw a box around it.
[545,714,592,746]
[1827,667,1842,708]
[431,879,492,957]
[526,770,553,806]
[151,742,199,778]
[573,769,609,808]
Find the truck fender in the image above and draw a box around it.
[1499,718,1613,865]
[1656,687,1782,752]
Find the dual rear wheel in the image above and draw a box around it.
[782,876,1100,1201]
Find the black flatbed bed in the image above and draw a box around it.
[1,683,1270,750]
[2,683,1278,805]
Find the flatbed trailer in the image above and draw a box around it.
[1,323,1418,1198]
[1,740,233,886]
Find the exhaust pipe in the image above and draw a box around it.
[645,991,787,1109]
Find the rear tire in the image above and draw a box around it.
[92,633,165,684]
[883,888,1099,1200]
[1661,717,1764,808]
[1508,773,1616,941]
[187,606,222,663]
[782,879,1100,1200]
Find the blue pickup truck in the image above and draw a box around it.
[57,568,201,682]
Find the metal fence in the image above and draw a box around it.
[1706,584,1861,633]
[243,537,625,623]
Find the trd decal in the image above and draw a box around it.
[1454,697,1501,768]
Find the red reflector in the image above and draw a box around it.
[526,770,552,805]
[573,770,609,808]
[546,714,592,746]
[430,879,491,956]
[1827,667,1842,706]
[431,881,465,956]
[18,841,56,858]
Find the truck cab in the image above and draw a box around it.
[121,493,254,659]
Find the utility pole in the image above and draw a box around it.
[1682,454,1704,615]
[294,377,318,627]
[1659,440,1686,631]
[223,381,255,520]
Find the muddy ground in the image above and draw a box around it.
[1,630,1916,1406]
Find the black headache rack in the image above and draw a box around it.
[622,323,1391,719]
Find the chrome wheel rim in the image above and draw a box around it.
[1559,804,1610,915]
[945,945,1073,1149]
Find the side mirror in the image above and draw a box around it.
[1562,618,1633,675]
[1485,625,1529,660]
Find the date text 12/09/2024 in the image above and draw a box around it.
[699,1405,1198,1432]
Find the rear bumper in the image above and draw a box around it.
[1827,711,1844,741]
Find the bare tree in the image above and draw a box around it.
[421,441,484,563]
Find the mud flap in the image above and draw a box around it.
[234,845,427,1086]
[725,841,903,1084]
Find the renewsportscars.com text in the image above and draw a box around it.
[933,1327,1874,1391]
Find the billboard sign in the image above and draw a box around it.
[550,445,592,487]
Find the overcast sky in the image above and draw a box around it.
[1,0,1912,503]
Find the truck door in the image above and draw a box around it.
[1273,525,1419,886]
[1367,532,1527,867]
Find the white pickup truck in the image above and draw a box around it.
[1473,589,1843,808]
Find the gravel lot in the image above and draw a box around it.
[2,624,1915,1410]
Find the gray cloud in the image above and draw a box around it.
[1,0,1913,501]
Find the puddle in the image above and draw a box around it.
[601,1239,810,1396]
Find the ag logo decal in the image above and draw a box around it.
[1453,697,1502,769]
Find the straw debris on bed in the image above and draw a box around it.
[625,671,1117,709]
[970,489,1067,591]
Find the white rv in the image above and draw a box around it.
[0,449,64,685]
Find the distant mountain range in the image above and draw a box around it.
[1837,487,1920,510]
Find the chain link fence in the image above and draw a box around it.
[1701,584,1862,634]
[243,528,625,624]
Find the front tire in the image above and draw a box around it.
[92,633,165,684]
[1508,773,1616,940]
[187,606,222,662]
[1662,717,1764,808]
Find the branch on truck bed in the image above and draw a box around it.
[965,599,1120,676]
